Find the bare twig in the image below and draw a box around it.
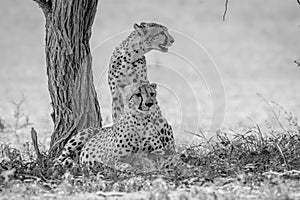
[223,0,229,21]
[297,0,300,6]
[31,127,44,166]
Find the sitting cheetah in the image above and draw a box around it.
[108,22,175,122]
[55,82,175,170]
[107,22,175,156]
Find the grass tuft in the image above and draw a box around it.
[0,103,300,199]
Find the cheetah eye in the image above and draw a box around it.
[150,93,155,96]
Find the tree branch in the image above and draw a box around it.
[297,0,300,6]
[32,0,52,15]
[223,0,229,21]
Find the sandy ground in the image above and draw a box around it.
[0,0,299,145]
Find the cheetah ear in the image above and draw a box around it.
[140,22,147,27]
[133,23,141,29]
[134,23,146,36]
[150,83,157,89]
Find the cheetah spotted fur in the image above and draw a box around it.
[108,22,175,123]
[55,82,175,170]
[107,22,175,159]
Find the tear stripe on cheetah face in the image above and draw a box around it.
[118,82,158,115]
[108,22,174,123]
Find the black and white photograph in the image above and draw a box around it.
[0,0,300,199]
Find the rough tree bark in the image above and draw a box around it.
[33,0,102,161]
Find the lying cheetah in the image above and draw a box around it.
[108,22,175,122]
[55,82,175,170]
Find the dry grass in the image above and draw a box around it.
[0,103,300,199]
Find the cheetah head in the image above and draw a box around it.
[134,22,175,53]
[119,82,158,115]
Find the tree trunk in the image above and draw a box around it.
[33,0,102,161]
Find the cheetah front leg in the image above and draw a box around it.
[159,121,175,154]
[154,122,175,154]
[151,107,175,154]
[141,123,166,156]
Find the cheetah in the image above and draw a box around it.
[55,82,175,170]
[107,22,175,156]
[108,22,175,122]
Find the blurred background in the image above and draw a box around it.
[0,0,299,146]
